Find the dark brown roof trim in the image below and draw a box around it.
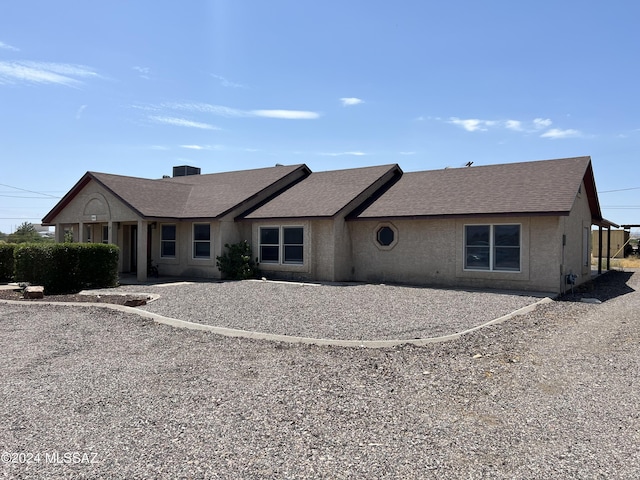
[347,211,571,222]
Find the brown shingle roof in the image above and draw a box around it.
[43,164,309,223]
[354,156,597,219]
[244,164,401,219]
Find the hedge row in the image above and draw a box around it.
[12,243,119,294]
[0,244,15,282]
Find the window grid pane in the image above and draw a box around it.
[465,225,520,272]
[193,224,211,258]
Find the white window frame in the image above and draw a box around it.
[464,223,521,272]
[161,224,177,258]
[259,226,304,265]
[192,223,211,259]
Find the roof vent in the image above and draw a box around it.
[173,165,201,177]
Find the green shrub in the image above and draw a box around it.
[0,244,15,282]
[216,241,259,280]
[14,243,119,294]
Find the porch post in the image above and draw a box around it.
[55,223,64,243]
[597,226,603,275]
[606,226,611,270]
[77,221,84,243]
[107,220,114,244]
[137,219,148,282]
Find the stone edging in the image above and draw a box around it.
[0,297,553,348]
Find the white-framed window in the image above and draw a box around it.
[193,223,211,259]
[161,224,177,258]
[259,226,304,264]
[465,224,521,272]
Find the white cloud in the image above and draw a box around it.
[340,97,364,106]
[534,118,553,129]
[133,66,151,79]
[320,151,366,157]
[0,61,99,87]
[149,115,219,130]
[449,117,488,132]
[0,41,19,51]
[76,104,87,119]
[540,128,581,139]
[252,109,319,120]
[150,102,321,121]
[399,151,416,155]
[505,120,523,131]
[180,144,223,151]
[211,74,245,88]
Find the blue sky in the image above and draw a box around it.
[1,0,639,234]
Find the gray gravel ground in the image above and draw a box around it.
[1,270,639,479]
[90,281,543,340]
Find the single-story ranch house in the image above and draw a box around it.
[42,156,617,294]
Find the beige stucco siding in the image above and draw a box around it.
[349,215,569,293]
[560,181,593,287]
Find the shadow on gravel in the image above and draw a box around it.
[557,270,636,303]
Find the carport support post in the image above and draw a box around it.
[137,219,148,282]
[598,226,603,275]
[606,226,611,271]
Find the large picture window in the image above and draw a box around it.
[465,224,520,272]
[161,224,176,258]
[193,223,211,259]
[260,226,304,264]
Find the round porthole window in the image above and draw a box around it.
[377,226,395,246]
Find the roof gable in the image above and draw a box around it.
[355,156,599,219]
[43,164,309,223]
[243,164,401,219]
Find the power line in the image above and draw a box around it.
[0,183,60,199]
[600,186,640,193]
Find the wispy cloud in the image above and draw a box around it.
[446,116,579,139]
[253,109,319,119]
[505,120,523,131]
[0,41,19,51]
[211,74,246,88]
[149,115,219,130]
[533,118,552,129]
[0,61,100,87]
[133,66,151,79]
[179,144,223,150]
[340,97,364,106]
[448,117,493,132]
[399,151,416,155]
[76,104,87,119]
[319,151,366,157]
[161,102,320,120]
[540,128,581,139]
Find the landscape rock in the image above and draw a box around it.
[23,286,44,299]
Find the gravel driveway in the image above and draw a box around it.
[90,281,543,341]
[1,270,639,479]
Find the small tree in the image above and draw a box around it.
[216,241,258,280]
[7,222,44,243]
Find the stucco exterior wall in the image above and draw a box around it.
[560,180,593,289]
[349,215,568,293]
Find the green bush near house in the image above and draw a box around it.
[0,244,16,282]
[216,241,259,280]
[14,243,119,294]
